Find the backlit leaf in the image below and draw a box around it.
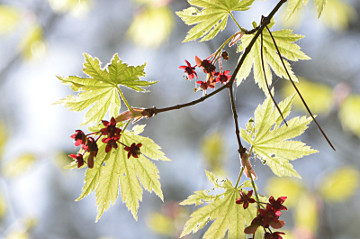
[241,95,317,178]
[56,53,156,125]
[237,25,310,94]
[0,5,21,34]
[339,95,360,138]
[3,153,36,178]
[176,0,255,42]
[19,24,47,60]
[180,171,254,239]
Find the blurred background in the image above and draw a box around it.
[0,0,359,238]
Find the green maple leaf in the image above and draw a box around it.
[176,0,255,42]
[75,128,169,221]
[180,171,256,239]
[56,53,156,125]
[240,95,318,178]
[236,25,310,95]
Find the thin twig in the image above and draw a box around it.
[260,25,288,126]
[265,25,336,151]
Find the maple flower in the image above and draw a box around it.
[195,56,216,74]
[100,117,121,137]
[264,231,285,239]
[236,190,256,209]
[70,130,86,146]
[83,137,98,168]
[69,153,84,168]
[269,196,287,212]
[196,80,215,91]
[124,143,142,158]
[102,135,121,153]
[215,70,231,84]
[179,60,198,80]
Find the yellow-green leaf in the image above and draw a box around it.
[266,177,305,207]
[201,132,226,175]
[319,167,359,203]
[3,153,36,178]
[237,27,310,94]
[56,53,156,125]
[176,0,255,42]
[19,24,47,60]
[241,95,317,178]
[295,194,318,232]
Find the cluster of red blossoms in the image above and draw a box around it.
[69,117,142,168]
[236,190,287,239]
[179,53,232,91]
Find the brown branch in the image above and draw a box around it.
[265,25,336,151]
[143,0,289,117]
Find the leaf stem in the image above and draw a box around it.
[249,169,260,209]
[116,86,134,113]
[229,12,245,32]
[234,166,245,188]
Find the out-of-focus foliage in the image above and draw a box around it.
[200,132,226,175]
[267,166,359,236]
[2,153,37,178]
[237,24,310,94]
[241,95,317,178]
[48,0,92,16]
[282,0,357,30]
[282,77,333,114]
[147,202,189,237]
[0,191,7,219]
[319,167,359,202]
[18,24,47,60]
[128,6,174,47]
[339,95,360,138]
[0,5,21,35]
[0,121,8,158]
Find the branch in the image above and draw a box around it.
[143,0,288,117]
[265,25,336,151]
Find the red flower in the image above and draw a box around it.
[236,190,256,209]
[215,70,231,84]
[264,231,285,239]
[196,80,215,90]
[70,130,86,146]
[69,153,84,168]
[81,137,98,168]
[179,60,198,80]
[124,143,142,158]
[195,56,216,75]
[102,135,121,153]
[100,117,121,137]
[269,196,287,212]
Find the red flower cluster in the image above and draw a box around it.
[242,195,287,238]
[70,130,98,168]
[101,117,122,153]
[69,117,144,168]
[178,54,232,92]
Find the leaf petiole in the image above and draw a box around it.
[116,85,134,113]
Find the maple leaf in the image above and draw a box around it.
[176,0,255,42]
[56,53,156,125]
[240,95,318,178]
[75,127,169,221]
[180,171,256,239]
[236,24,310,95]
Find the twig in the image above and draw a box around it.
[265,25,336,151]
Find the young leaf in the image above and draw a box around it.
[75,128,169,221]
[56,53,156,125]
[285,0,309,20]
[241,95,318,178]
[237,26,310,95]
[176,0,255,42]
[180,171,255,239]
[315,0,327,17]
